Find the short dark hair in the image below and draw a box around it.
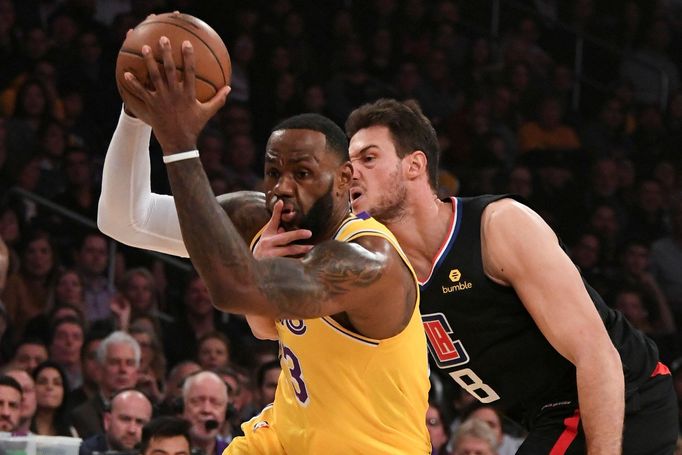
[0,375,23,396]
[272,113,349,162]
[256,360,281,389]
[345,98,440,190]
[48,315,84,345]
[139,416,191,453]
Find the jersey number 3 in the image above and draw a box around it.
[422,313,500,403]
[282,345,310,406]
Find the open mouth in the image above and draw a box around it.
[350,188,364,202]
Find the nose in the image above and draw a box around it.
[273,174,295,196]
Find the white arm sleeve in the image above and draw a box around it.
[97,107,190,258]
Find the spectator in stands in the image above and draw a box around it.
[0,374,22,432]
[181,371,229,455]
[8,338,48,373]
[197,331,230,372]
[255,360,280,411]
[650,195,682,321]
[73,231,114,322]
[49,268,85,310]
[70,332,103,408]
[4,368,36,434]
[138,416,191,455]
[52,147,100,230]
[518,94,581,153]
[120,267,158,322]
[71,330,139,438]
[627,179,668,242]
[2,229,58,343]
[48,316,84,390]
[449,418,499,455]
[130,323,165,404]
[30,360,76,436]
[158,360,200,417]
[579,96,634,157]
[427,403,449,455]
[460,403,524,455]
[79,389,153,455]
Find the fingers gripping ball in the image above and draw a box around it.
[116,12,231,104]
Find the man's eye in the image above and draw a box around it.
[296,171,310,179]
[266,169,280,178]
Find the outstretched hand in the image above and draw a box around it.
[253,200,314,259]
[121,35,230,155]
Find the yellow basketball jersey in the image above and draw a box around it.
[254,213,431,454]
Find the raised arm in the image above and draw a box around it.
[482,199,624,455]
[121,37,414,339]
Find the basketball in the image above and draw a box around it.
[115,12,231,105]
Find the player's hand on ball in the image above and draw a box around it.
[122,36,230,155]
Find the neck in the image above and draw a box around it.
[382,189,453,281]
[34,408,56,435]
[16,417,31,433]
[187,312,214,335]
[192,435,216,454]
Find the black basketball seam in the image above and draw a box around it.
[119,49,218,91]
[133,20,228,86]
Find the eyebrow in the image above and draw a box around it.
[351,145,380,157]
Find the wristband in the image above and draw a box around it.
[163,150,200,164]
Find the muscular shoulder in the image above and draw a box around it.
[481,198,559,284]
[216,191,269,242]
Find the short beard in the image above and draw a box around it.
[368,163,407,224]
[299,180,336,243]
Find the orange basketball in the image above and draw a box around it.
[116,12,231,104]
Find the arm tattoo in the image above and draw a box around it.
[257,240,385,318]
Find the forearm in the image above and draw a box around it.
[97,107,189,257]
[576,345,624,454]
[164,158,263,311]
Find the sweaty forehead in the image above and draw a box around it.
[266,129,328,164]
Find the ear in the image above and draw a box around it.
[336,161,353,194]
[404,151,428,181]
[103,412,111,431]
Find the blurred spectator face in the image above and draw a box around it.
[668,92,682,121]
[17,158,41,192]
[615,291,648,327]
[648,19,670,51]
[77,234,108,276]
[553,65,573,93]
[55,271,83,306]
[396,62,421,94]
[622,244,649,275]
[82,338,102,388]
[510,63,529,92]
[20,83,46,117]
[653,161,676,191]
[198,337,229,371]
[258,366,280,407]
[0,0,16,36]
[452,435,496,455]
[185,277,213,318]
[182,373,228,443]
[41,121,66,159]
[50,13,79,46]
[104,391,152,450]
[228,135,256,171]
[638,106,663,132]
[469,407,503,445]
[572,234,600,270]
[64,150,91,186]
[233,34,254,65]
[0,207,19,244]
[24,237,54,277]
[34,367,64,410]
[275,73,296,103]
[616,159,636,189]
[591,159,619,197]
[5,370,36,428]
[270,46,291,73]
[222,105,252,137]
[62,91,84,120]
[101,342,139,397]
[471,38,490,66]
[198,134,224,174]
[50,321,83,366]
[124,271,154,314]
[166,362,200,403]
[78,31,101,63]
[426,405,448,450]
[0,384,21,432]
[12,342,48,373]
[508,166,532,199]
[590,206,619,239]
[131,332,153,371]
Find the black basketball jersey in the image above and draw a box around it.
[420,195,660,423]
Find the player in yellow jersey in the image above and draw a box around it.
[99,37,431,454]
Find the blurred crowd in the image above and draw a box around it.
[0,0,681,454]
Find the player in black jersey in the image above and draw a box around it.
[340,99,678,454]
